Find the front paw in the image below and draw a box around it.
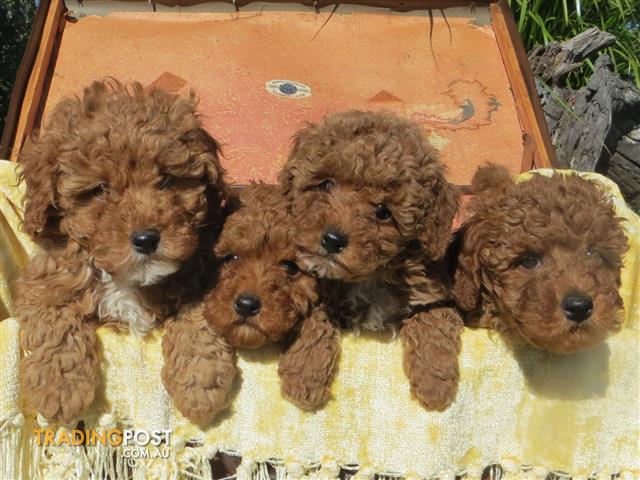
[279,373,331,410]
[21,355,97,424]
[401,308,462,411]
[405,365,459,411]
[165,377,233,424]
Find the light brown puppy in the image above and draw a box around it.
[162,184,329,423]
[15,79,225,424]
[452,164,628,353]
[279,110,463,411]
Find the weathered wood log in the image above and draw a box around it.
[529,27,616,86]
[530,33,640,213]
[598,126,640,212]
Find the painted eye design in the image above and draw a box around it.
[313,179,335,192]
[374,204,392,220]
[78,182,109,201]
[517,253,542,269]
[223,253,239,263]
[265,80,312,98]
[281,260,300,276]
[157,174,175,190]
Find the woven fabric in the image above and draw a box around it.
[1,160,638,479]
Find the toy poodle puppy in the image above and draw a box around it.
[162,184,332,423]
[279,110,463,411]
[452,164,628,353]
[15,79,226,424]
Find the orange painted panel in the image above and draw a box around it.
[45,10,523,184]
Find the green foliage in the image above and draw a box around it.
[509,0,640,88]
[0,0,36,138]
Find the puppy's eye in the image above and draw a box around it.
[223,253,239,263]
[374,204,392,221]
[157,174,175,190]
[517,253,542,269]
[314,179,335,192]
[281,260,300,276]
[78,183,109,201]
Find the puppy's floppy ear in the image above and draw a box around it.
[420,174,460,261]
[18,134,64,245]
[470,163,513,197]
[451,221,484,311]
[279,121,318,195]
[451,163,512,311]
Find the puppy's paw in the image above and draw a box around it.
[167,380,233,424]
[21,354,97,425]
[278,309,340,410]
[401,307,463,411]
[279,374,332,410]
[408,371,459,411]
[162,315,236,424]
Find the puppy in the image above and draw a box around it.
[15,79,226,424]
[452,164,628,353]
[279,110,463,411]
[162,184,330,423]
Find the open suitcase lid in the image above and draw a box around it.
[1,0,556,186]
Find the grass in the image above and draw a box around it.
[509,0,640,88]
[0,0,36,139]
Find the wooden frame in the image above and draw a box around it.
[1,0,558,174]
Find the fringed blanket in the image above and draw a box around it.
[1,161,639,479]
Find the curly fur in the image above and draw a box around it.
[162,184,331,422]
[280,110,463,410]
[15,79,226,424]
[452,164,628,353]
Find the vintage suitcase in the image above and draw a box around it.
[1,0,557,186]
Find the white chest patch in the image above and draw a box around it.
[346,279,404,333]
[98,272,155,335]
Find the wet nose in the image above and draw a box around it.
[234,293,262,317]
[561,293,593,323]
[321,229,349,254]
[131,229,160,254]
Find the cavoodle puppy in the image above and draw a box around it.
[15,79,226,424]
[452,164,628,353]
[279,110,463,411]
[162,184,329,423]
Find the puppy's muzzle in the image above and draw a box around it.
[561,293,593,323]
[321,229,349,254]
[234,293,262,317]
[131,229,160,255]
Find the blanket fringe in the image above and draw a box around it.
[0,415,636,480]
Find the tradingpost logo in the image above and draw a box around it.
[34,428,172,459]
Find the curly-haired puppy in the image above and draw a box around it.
[162,184,330,423]
[15,79,226,424]
[452,164,628,353]
[279,110,463,411]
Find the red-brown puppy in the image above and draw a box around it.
[16,79,225,423]
[453,164,628,353]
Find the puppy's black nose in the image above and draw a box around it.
[234,294,262,317]
[561,294,593,323]
[321,229,349,253]
[131,229,160,254]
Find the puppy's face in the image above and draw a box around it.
[281,110,458,282]
[454,168,628,353]
[20,81,225,287]
[205,185,316,349]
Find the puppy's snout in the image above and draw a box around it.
[321,229,349,254]
[561,293,593,323]
[234,293,262,317]
[131,229,160,254]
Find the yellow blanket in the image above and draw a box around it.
[1,160,639,480]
